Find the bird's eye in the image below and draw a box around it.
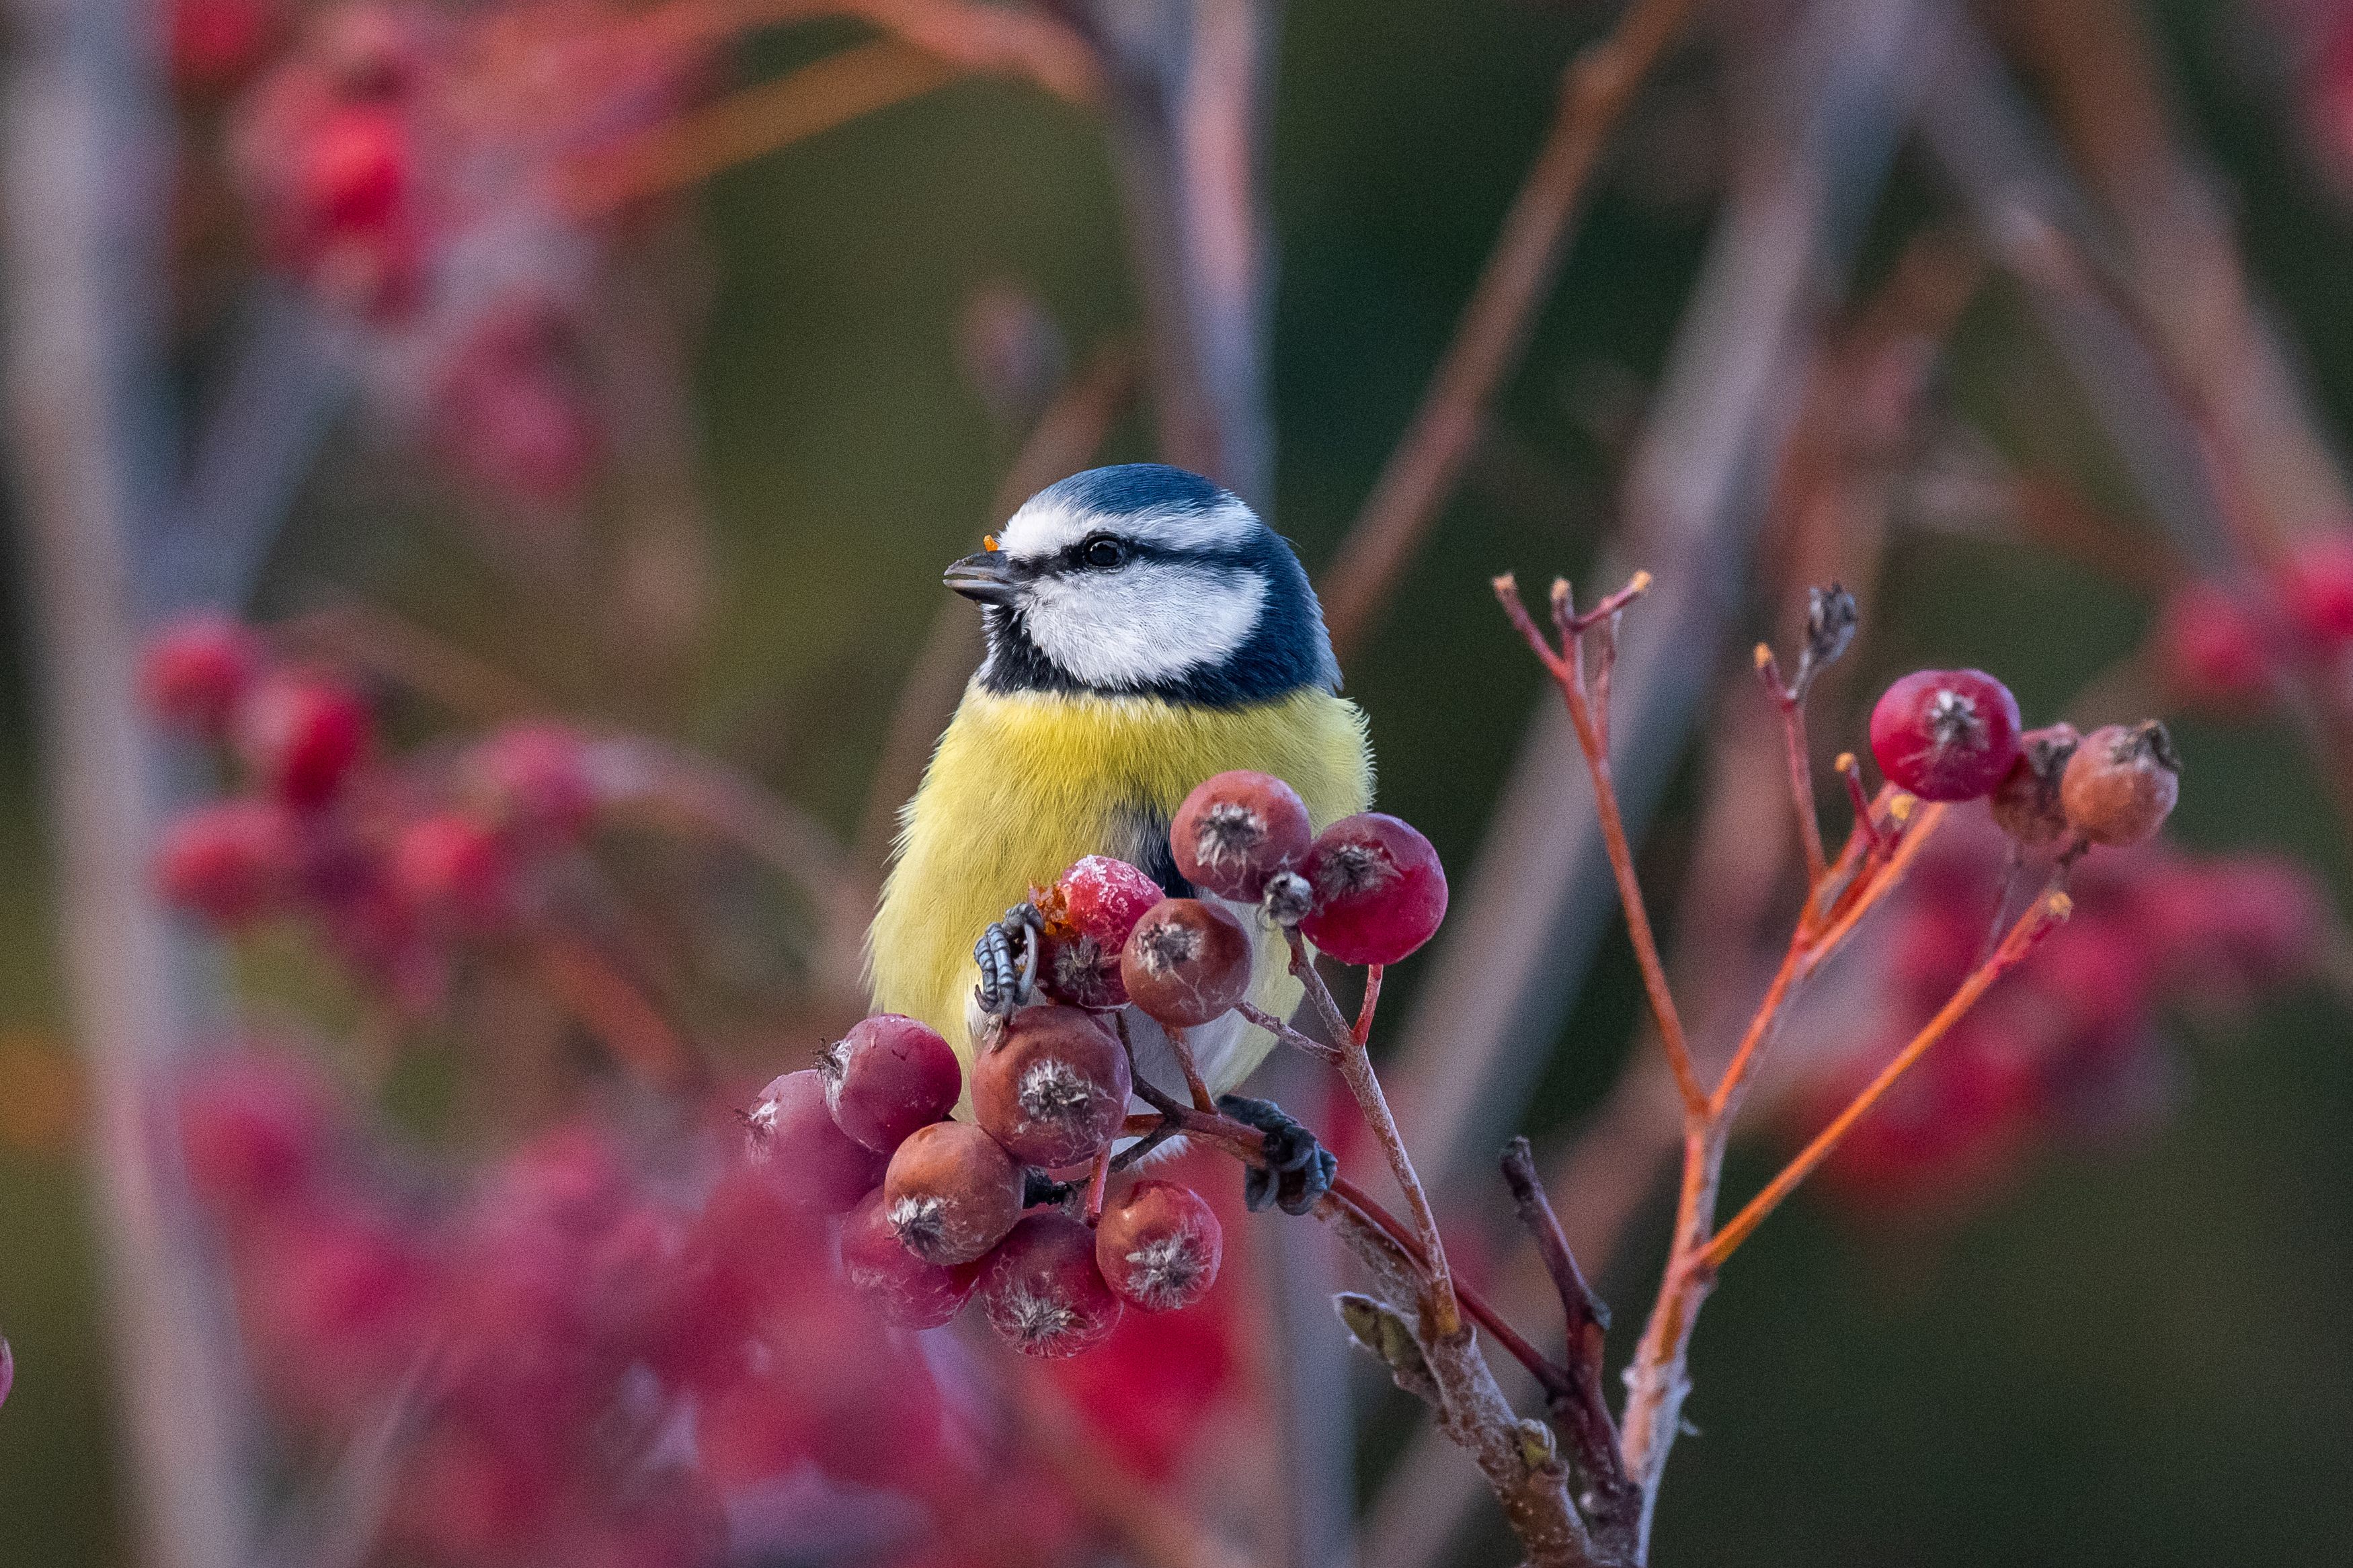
[1082,535,1127,569]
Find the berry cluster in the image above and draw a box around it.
[143,614,604,1009]
[2150,538,2353,715]
[759,770,1448,1361]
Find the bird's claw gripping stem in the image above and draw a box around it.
[1218,1094,1338,1216]
[975,903,1044,1016]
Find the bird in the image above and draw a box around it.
[867,463,1373,1182]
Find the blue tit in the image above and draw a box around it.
[867,463,1374,1120]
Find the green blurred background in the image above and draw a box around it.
[4,0,2350,1561]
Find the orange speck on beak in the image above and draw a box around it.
[983,534,1001,553]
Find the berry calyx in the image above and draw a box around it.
[1297,813,1449,966]
[1989,723,2081,850]
[1866,669,2022,802]
[1120,899,1253,1028]
[744,1070,887,1216]
[140,615,263,736]
[1170,771,1314,901]
[881,1120,1023,1266]
[978,1212,1123,1358]
[971,1005,1131,1169]
[820,1014,963,1155]
[838,1188,978,1329]
[1094,1180,1222,1311]
[2060,721,2180,848]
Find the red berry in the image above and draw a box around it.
[1120,899,1254,1028]
[156,800,301,926]
[170,0,282,93]
[2153,583,2268,708]
[2060,721,2181,848]
[1170,771,1313,901]
[391,812,513,931]
[296,104,408,238]
[140,616,263,735]
[979,1212,1123,1358]
[236,673,372,808]
[1036,855,1162,1008]
[1094,1180,1222,1311]
[2281,536,2353,648]
[971,1005,1131,1169]
[1866,669,2022,802]
[744,1070,887,1216]
[881,1120,1023,1266]
[1297,813,1449,966]
[1988,723,2081,850]
[820,1014,962,1155]
[838,1188,978,1329]
[175,1053,331,1218]
[465,724,597,845]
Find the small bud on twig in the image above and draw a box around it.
[1336,1291,1435,1399]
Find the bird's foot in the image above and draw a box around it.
[974,903,1045,1016]
[1218,1094,1337,1216]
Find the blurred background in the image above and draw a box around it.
[3,0,2351,1563]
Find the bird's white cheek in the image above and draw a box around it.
[1025,567,1266,688]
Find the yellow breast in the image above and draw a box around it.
[867,684,1374,1061]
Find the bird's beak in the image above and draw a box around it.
[944,551,1021,606]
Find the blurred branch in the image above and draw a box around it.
[278,599,552,720]
[1317,0,1706,661]
[1,1,257,1565]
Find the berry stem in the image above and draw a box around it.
[1164,1025,1216,1112]
[524,935,707,1092]
[1756,643,1828,889]
[1353,964,1384,1048]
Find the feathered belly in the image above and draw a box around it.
[866,684,1373,1096]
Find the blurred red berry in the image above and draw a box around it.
[433,315,602,508]
[2061,721,2180,848]
[821,1014,963,1155]
[311,1,430,99]
[157,800,302,927]
[177,1053,331,1219]
[296,103,409,236]
[1170,770,1313,901]
[466,723,598,845]
[980,1212,1123,1358]
[1121,898,1254,1027]
[882,1120,1023,1266]
[744,1069,887,1216]
[1808,1026,2038,1212]
[139,615,263,736]
[2280,536,2353,649]
[392,811,514,930]
[1298,813,1449,966]
[1094,1180,1222,1311]
[247,1202,436,1417]
[235,673,371,808]
[171,0,283,93]
[1868,669,2022,802]
[2153,581,2269,709]
[839,1187,978,1329]
[971,1004,1131,1169]
[1037,854,1162,1008]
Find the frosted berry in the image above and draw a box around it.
[157,800,300,926]
[744,1070,887,1215]
[1036,855,1162,1008]
[391,813,513,931]
[820,1014,962,1155]
[1989,723,2081,850]
[1867,669,2021,802]
[979,1212,1123,1358]
[1094,1180,1222,1311]
[2154,583,2268,708]
[882,1120,1023,1266]
[1298,813,1449,966]
[236,673,372,808]
[971,1005,1131,1169]
[2282,537,2353,648]
[1170,771,1313,901]
[140,616,263,736]
[1121,899,1252,1028]
[2061,721,2180,848]
[839,1188,978,1329]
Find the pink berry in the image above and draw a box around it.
[156,800,301,926]
[1094,1180,1222,1311]
[743,1070,887,1215]
[820,1014,962,1155]
[296,104,407,239]
[175,1053,330,1217]
[465,725,597,845]
[1169,770,1313,901]
[391,812,513,931]
[2281,536,2353,648]
[236,672,372,808]
[838,1188,978,1329]
[140,616,263,736]
[1866,669,2022,802]
[1120,899,1254,1028]
[979,1212,1123,1358]
[1297,813,1449,966]
[2153,583,2268,708]
[170,0,282,93]
[881,1120,1024,1266]
[971,1004,1131,1169]
[1036,855,1162,1009]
